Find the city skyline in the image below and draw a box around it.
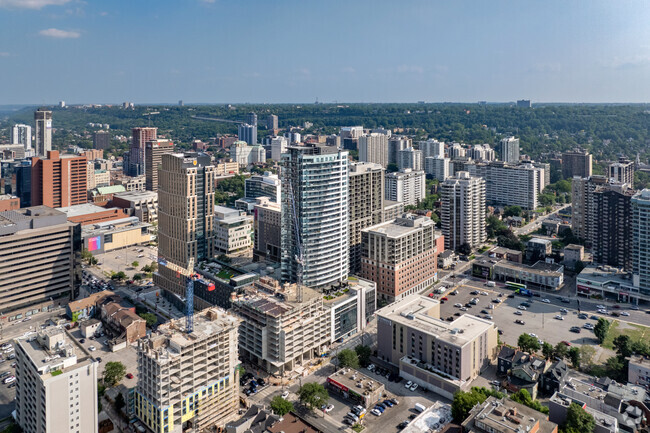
[0,1,649,104]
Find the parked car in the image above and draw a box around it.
[514,311,523,316]
[515,319,526,325]
[3,376,15,384]
[517,306,527,310]
[542,299,550,303]
[126,373,134,379]
[554,315,564,320]
[371,409,382,417]
[88,346,96,351]
[570,326,581,333]
[409,383,419,392]
[404,381,413,389]
[282,391,289,399]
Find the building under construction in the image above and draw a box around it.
[231,277,330,376]
[134,307,240,433]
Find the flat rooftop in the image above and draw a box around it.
[550,392,618,431]
[328,368,384,395]
[464,397,557,433]
[233,283,321,318]
[16,327,93,378]
[57,203,115,217]
[378,295,495,348]
[363,215,433,238]
[113,190,158,201]
[578,265,632,285]
[402,401,452,433]
[494,259,563,276]
[140,308,239,364]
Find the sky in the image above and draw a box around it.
[1,0,650,104]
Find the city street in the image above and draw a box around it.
[512,204,571,236]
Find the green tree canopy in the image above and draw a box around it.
[131,261,139,268]
[510,389,549,414]
[103,361,126,386]
[298,382,329,410]
[613,335,632,359]
[337,349,359,369]
[594,318,610,344]
[554,342,569,360]
[541,342,554,360]
[139,312,158,328]
[111,271,127,281]
[354,345,372,368]
[568,347,581,368]
[451,387,504,422]
[270,396,294,416]
[518,334,541,353]
[561,402,595,433]
[503,206,523,217]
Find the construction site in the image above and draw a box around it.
[134,307,240,433]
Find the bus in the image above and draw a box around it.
[506,281,532,297]
[505,281,526,290]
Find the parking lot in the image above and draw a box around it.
[95,244,158,278]
[245,363,448,433]
[438,282,603,349]
[68,328,139,385]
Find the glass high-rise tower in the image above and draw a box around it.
[281,144,349,288]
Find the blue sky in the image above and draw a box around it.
[1,0,649,104]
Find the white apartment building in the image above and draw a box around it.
[385,169,426,207]
[388,136,412,164]
[214,206,252,257]
[483,162,543,210]
[419,139,445,159]
[449,143,466,159]
[468,144,495,162]
[441,171,486,250]
[281,144,349,288]
[270,136,288,161]
[397,147,423,171]
[633,190,650,298]
[135,308,240,432]
[14,327,98,433]
[359,133,389,167]
[500,136,520,163]
[11,124,32,152]
[425,156,450,181]
[340,126,364,139]
[230,141,265,166]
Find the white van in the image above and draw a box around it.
[486,281,496,287]
[414,403,427,413]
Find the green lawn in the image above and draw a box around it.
[602,320,650,349]
[216,269,234,280]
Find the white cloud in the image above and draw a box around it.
[0,52,9,57]
[39,28,80,38]
[397,65,424,74]
[341,67,356,73]
[607,55,650,70]
[199,0,215,3]
[0,0,71,9]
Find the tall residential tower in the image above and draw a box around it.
[440,171,486,251]
[155,153,215,303]
[34,109,52,157]
[281,144,349,288]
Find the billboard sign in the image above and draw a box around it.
[87,236,101,252]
